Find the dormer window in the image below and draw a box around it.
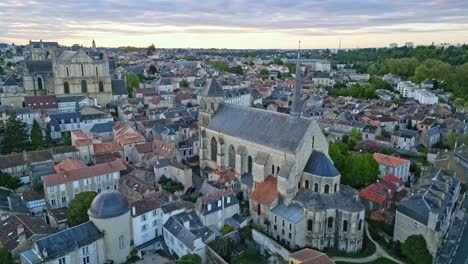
[207,204,211,211]
[217,200,221,207]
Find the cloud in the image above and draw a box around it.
[0,0,467,47]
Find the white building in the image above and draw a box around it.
[195,189,241,231]
[389,43,398,48]
[413,89,438,105]
[397,81,418,98]
[405,42,414,48]
[373,153,411,182]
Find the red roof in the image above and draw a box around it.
[54,159,87,173]
[373,153,409,167]
[250,176,279,206]
[382,173,405,186]
[44,159,126,187]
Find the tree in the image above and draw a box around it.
[63,131,72,146]
[272,58,283,65]
[349,128,363,150]
[67,191,97,227]
[0,171,22,191]
[45,122,52,144]
[123,72,140,96]
[259,69,269,76]
[147,43,156,56]
[176,254,202,264]
[180,79,190,88]
[2,113,29,154]
[31,119,44,150]
[229,65,243,75]
[211,61,229,72]
[401,235,432,264]
[447,132,468,150]
[149,65,157,75]
[0,247,13,264]
[454,98,465,109]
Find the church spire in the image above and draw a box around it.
[291,41,302,119]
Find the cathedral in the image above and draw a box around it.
[199,50,365,253]
[22,40,113,106]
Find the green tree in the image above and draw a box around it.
[0,171,22,191]
[414,59,454,83]
[259,69,269,76]
[149,65,157,75]
[386,58,419,78]
[272,58,283,65]
[67,191,97,227]
[349,128,363,150]
[0,247,14,264]
[63,131,72,146]
[31,119,44,150]
[147,43,156,56]
[176,254,202,264]
[453,98,465,109]
[180,79,190,88]
[211,61,229,72]
[229,65,243,75]
[123,72,140,96]
[0,66,4,75]
[401,235,432,264]
[2,113,29,154]
[45,122,52,144]
[447,132,468,150]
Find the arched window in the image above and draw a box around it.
[64,82,70,94]
[228,145,236,168]
[37,77,43,90]
[248,156,253,174]
[327,217,333,228]
[314,183,319,192]
[81,64,84,76]
[312,136,315,148]
[81,80,87,93]
[343,220,348,232]
[95,66,99,76]
[307,219,313,231]
[66,67,69,77]
[324,184,330,194]
[358,219,362,231]
[305,180,309,189]
[99,81,104,92]
[334,183,338,193]
[210,137,217,162]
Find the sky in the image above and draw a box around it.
[1,0,467,49]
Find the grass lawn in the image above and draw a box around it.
[336,257,397,264]
[232,254,267,264]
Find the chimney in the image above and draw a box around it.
[183,220,190,229]
[132,206,136,216]
[17,225,24,235]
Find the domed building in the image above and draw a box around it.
[88,190,132,264]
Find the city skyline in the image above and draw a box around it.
[1,0,467,49]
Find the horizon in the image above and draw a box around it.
[1,0,468,49]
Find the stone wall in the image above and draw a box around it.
[206,246,229,264]
[252,228,290,260]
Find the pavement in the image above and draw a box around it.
[332,223,404,264]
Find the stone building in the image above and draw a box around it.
[23,43,114,106]
[198,49,365,253]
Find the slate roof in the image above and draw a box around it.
[25,61,52,73]
[33,221,103,261]
[130,191,173,217]
[203,78,224,97]
[293,186,364,213]
[111,79,127,95]
[160,200,194,214]
[303,151,339,177]
[88,190,130,219]
[270,204,305,224]
[199,190,238,216]
[163,211,213,250]
[208,103,312,153]
[393,129,418,138]
[90,121,115,134]
[2,75,18,86]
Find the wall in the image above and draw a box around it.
[252,228,290,260]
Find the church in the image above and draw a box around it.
[199,50,365,253]
[22,40,113,106]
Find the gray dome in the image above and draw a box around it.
[304,151,340,177]
[88,190,129,219]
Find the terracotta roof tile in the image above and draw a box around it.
[54,159,87,173]
[250,175,279,205]
[43,159,126,187]
[94,142,123,155]
[373,153,409,167]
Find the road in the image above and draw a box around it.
[449,195,468,264]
